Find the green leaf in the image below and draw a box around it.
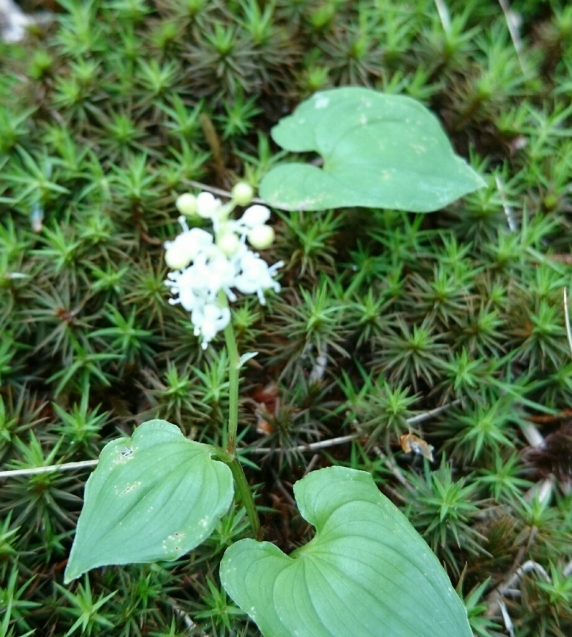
[220,466,472,637]
[64,420,233,583]
[260,87,485,212]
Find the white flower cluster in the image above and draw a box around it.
[164,186,283,349]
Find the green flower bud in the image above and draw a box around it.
[248,224,275,250]
[218,232,240,256]
[175,193,198,216]
[232,182,255,206]
[165,243,192,270]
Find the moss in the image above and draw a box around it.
[1,0,572,635]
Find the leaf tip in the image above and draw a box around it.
[63,561,83,585]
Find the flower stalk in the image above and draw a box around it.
[226,455,262,541]
[223,301,240,456]
[164,184,277,541]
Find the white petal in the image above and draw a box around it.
[239,204,270,228]
[191,302,231,348]
[164,227,213,270]
[196,192,222,219]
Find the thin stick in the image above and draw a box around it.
[373,445,413,492]
[248,433,359,454]
[487,556,549,621]
[493,560,550,599]
[169,599,197,632]
[0,459,98,479]
[304,453,320,476]
[406,399,461,424]
[0,403,461,478]
[524,476,553,505]
[249,402,460,453]
[308,343,329,384]
[273,473,296,507]
[185,180,266,205]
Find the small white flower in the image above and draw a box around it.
[238,204,270,229]
[196,192,222,219]
[191,303,231,349]
[165,268,201,312]
[164,226,213,270]
[234,252,283,304]
[205,253,237,299]
[165,190,281,348]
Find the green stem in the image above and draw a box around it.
[225,454,262,541]
[218,299,262,539]
[223,309,240,456]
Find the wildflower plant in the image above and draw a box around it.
[61,87,484,637]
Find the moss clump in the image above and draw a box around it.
[1,1,572,635]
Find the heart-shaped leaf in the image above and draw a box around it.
[220,466,472,637]
[260,87,485,212]
[65,420,233,583]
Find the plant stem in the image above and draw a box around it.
[223,310,240,456]
[226,455,262,540]
[219,302,262,539]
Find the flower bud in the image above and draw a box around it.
[217,232,240,256]
[241,204,270,228]
[175,193,198,216]
[165,243,192,270]
[248,224,275,249]
[196,192,222,219]
[232,181,254,206]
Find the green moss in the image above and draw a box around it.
[1,0,572,634]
